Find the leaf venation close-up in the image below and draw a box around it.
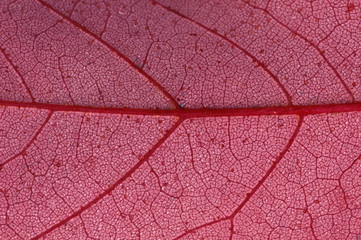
[0,0,361,239]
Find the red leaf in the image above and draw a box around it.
[0,0,361,239]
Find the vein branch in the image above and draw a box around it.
[174,116,304,239]
[35,0,180,109]
[30,117,184,240]
[0,47,35,102]
[243,0,355,102]
[0,111,52,168]
[151,0,293,106]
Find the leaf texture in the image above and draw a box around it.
[0,0,360,239]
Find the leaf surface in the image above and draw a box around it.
[0,0,361,239]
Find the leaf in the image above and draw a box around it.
[0,0,360,239]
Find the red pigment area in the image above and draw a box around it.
[0,0,360,239]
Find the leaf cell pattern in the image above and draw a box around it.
[0,0,360,239]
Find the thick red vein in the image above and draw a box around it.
[0,111,52,168]
[0,47,35,102]
[1,100,361,118]
[152,0,293,106]
[243,0,355,103]
[233,117,304,214]
[174,116,304,239]
[30,117,184,240]
[35,0,180,109]
[227,116,303,239]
